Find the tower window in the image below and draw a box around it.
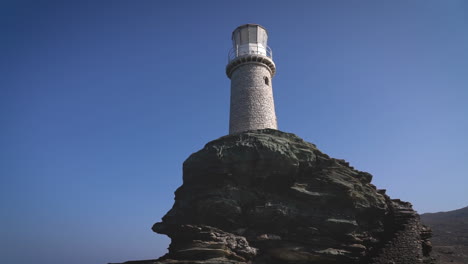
[264,76,269,86]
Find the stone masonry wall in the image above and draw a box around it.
[229,63,277,134]
[370,199,434,264]
[371,217,424,263]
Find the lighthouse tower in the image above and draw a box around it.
[226,24,277,134]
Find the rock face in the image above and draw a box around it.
[152,129,434,264]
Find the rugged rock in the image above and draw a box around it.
[149,129,433,264]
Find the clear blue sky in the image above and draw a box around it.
[1,1,467,264]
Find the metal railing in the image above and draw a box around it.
[228,45,273,63]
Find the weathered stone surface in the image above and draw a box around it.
[104,129,433,264]
[145,129,434,264]
[228,63,277,134]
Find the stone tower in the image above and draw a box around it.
[226,24,277,134]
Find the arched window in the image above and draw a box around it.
[264,76,269,86]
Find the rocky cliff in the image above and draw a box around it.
[149,129,433,264]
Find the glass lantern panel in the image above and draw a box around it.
[258,29,267,46]
[249,26,258,43]
[240,28,249,45]
[233,30,240,47]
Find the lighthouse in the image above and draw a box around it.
[226,24,278,134]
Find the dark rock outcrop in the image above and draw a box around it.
[151,129,433,264]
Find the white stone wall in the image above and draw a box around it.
[229,63,277,134]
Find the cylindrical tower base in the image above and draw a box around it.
[229,62,277,134]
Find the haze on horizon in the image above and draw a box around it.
[1,1,467,264]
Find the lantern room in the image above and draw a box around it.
[228,24,272,61]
